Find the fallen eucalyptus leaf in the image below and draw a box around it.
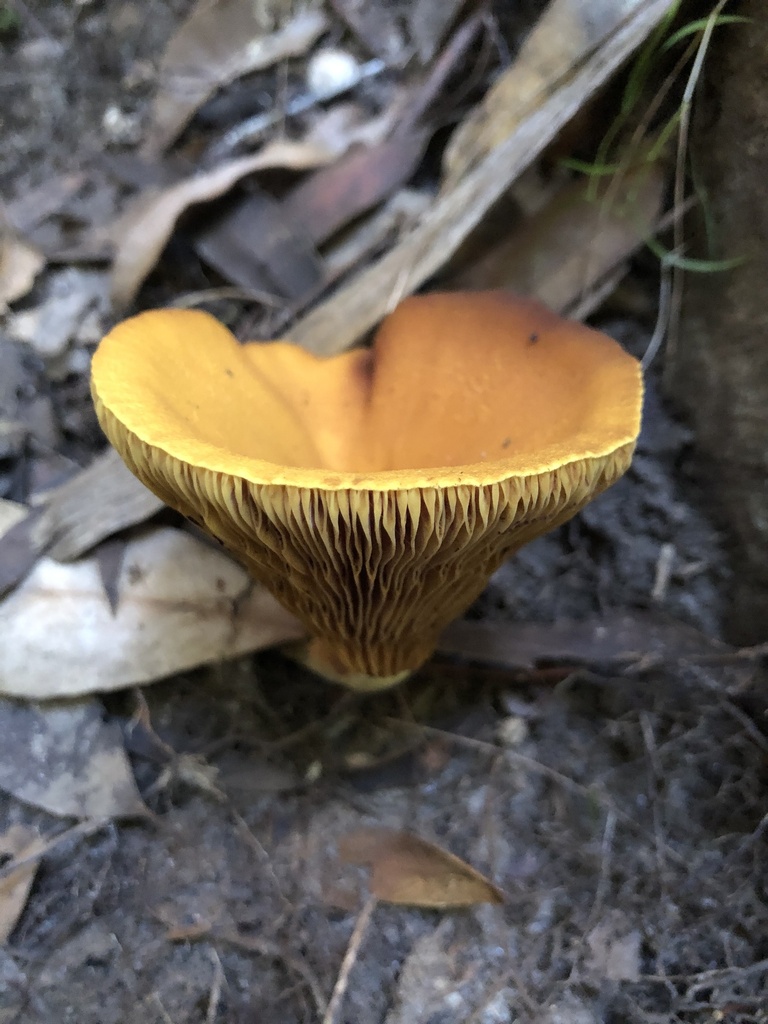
[0,526,305,698]
[340,828,504,908]
[0,699,148,819]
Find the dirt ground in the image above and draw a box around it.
[2,3,768,1023]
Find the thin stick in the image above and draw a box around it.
[322,897,377,1024]
[205,948,225,1024]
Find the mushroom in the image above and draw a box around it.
[91,291,643,690]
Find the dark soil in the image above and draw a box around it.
[1,3,767,1024]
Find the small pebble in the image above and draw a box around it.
[306,48,361,100]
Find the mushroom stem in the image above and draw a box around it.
[287,639,412,692]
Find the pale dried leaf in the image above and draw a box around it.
[0,225,45,311]
[0,825,45,943]
[340,828,504,908]
[444,0,650,185]
[453,164,665,314]
[0,699,148,819]
[0,526,305,698]
[34,447,165,563]
[144,3,328,155]
[287,0,676,355]
[111,140,334,309]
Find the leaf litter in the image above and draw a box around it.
[2,0,767,1021]
[143,2,329,155]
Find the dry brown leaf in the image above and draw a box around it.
[35,447,165,563]
[110,140,334,309]
[452,164,665,316]
[0,825,46,943]
[340,829,504,908]
[0,223,45,311]
[286,0,676,355]
[0,699,148,819]
[143,3,328,155]
[0,526,305,698]
[444,0,650,186]
[284,128,429,245]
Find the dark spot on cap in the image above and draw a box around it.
[225,368,234,377]
[528,332,539,345]
[501,437,511,449]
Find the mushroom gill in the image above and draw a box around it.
[91,291,643,688]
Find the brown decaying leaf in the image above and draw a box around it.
[0,222,45,311]
[287,0,675,356]
[283,128,429,245]
[0,526,305,699]
[340,828,504,908]
[143,3,328,156]
[452,164,666,315]
[0,699,148,819]
[0,825,46,943]
[110,140,334,309]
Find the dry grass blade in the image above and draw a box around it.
[339,828,504,908]
[287,0,676,355]
[143,2,328,155]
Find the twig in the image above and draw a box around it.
[205,59,386,163]
[205,948,225,1024]
[322,897,377,1024]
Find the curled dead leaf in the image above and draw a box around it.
[339,828,505,908]
[110,141,334,309]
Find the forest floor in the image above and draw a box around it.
[1,2,767,1023]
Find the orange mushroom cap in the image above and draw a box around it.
[91,291,643,688]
